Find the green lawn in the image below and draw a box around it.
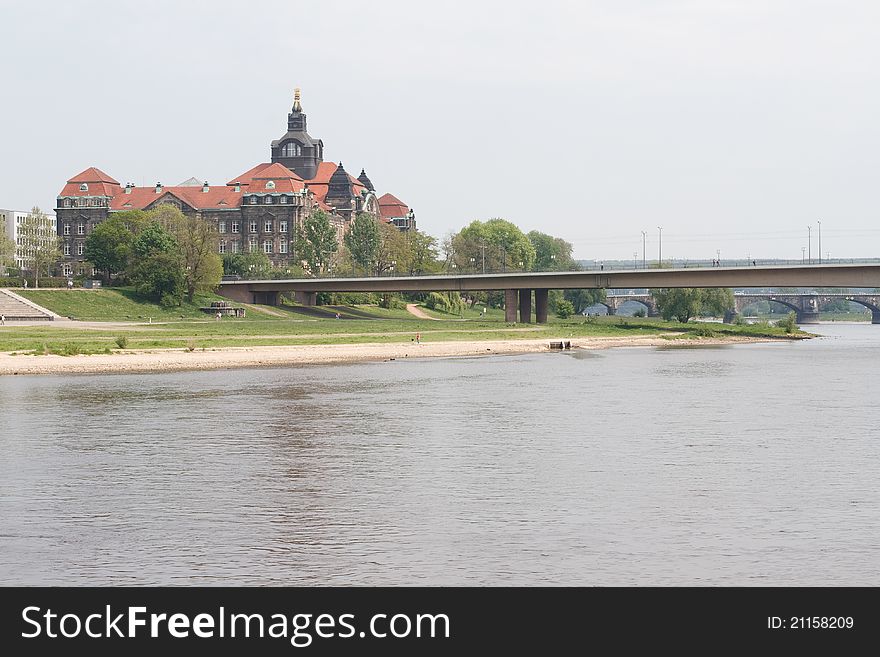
[0,301,809,356]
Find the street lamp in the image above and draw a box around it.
[801,246,806,263]
[641,231,647,269]
[633,252,638,269]
[657,227,662,266]
[716,249,721,267]
[807,225,812,263]
[817,220,822,264]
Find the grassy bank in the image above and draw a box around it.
[0,295,809,356]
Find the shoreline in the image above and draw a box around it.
[0,334,798,376]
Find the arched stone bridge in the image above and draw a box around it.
[730,293,880,324]
[604,292,880,324]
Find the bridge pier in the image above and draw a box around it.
[535,289,548,324]
[873,310,880,324]
[252,291,280,306]
[796,311,821,325]
[504,289,518,322]
[294,290,317,306]
[519,288,532,324]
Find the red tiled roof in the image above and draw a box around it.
[60,167,122,197]
[378,192,409,219]
[303,162,367,204]
[246,163,306,193]
[227,162,274,186]
[109,186,244,211]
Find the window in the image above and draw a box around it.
[249,239,257,253]
[218,241,227,254]
[249,196,257,205]
[232,221,240,233]
[231,241,240,254]
[263,240,273,254]
[77,223,85,235]
[264,220,273,232]
[79,183,88,192]
[280,241,288,254]
[282,142,301,157]
[63,199,72,208]
[219,221,227,233]
[250,221,258,233]
[280,196,288,204]
[76,243,84,256]
[63,223,71,235]
[63,243,71,256]
[280,221,288,233]
[266,181,276,189]
[63,264,72,277]
[265,196,273,204]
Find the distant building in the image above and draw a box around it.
[378,193,416,231]
[56,89,416,275]
[0,207,57,271]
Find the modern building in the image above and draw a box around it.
[0,207,57,271]
[56,90,416,276]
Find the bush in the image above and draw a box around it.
[555,299,575,319]
[115,335,129,349]
[777,311,798,334]
[379,294,405,309]
[633,308,647,318]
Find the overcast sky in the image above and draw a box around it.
[2,0,879,261]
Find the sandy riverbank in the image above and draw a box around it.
[0,334,792,376]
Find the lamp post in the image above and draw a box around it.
[801,246,806,263]
[817,220,822,265]
[716,249,721,267]
[807,225,811,263]
[633,252,638,269]
[641,231,647,269]
[657,226,662,267]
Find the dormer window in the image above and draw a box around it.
[79,183,88,192]
[266,180,276,189]
[280,196,288,204]
[249,197,257,205]
[265,196,272,204]
[282,142,301,157]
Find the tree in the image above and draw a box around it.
[452,218,536,272]
[0,230,14,275]
[344,213,380,275]
[129,221,184,304]
[294,210,338,275]
[18,207,61,288]
[408,231,440,274]
[555,299,575,319]
[223,252,272,279]
[375,220,409,276]
[564,288,606,313]
[528,231,575,271]
[84,212,147,281]
[159,206,223,302]
[652,288,734,323]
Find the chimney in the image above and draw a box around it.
[202,181,209,193]
[233,182,241,193]
[155,182,163,194]
[124,183,132,195]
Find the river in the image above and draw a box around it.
[1,324,878,585]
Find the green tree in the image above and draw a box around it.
[158,206,222,302]
[129,221,184,304]
[408,231,440,274]
[555,299,575,319]
[18,207,61,288]
[294,210,338,275]
[84,211,148,281]
[223,252,272,279]
[452,218,536,272]
[344,212,380,275]
[564,288,606,313]
[375,220,409,276]
[652,288,734,323]
[527,231,576,271]
[0,229,14,275]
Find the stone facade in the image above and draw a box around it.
[56,90,414,275]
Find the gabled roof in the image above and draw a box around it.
[227,162,274,186]
[378,192,410,219]
[68,167,119,184]
[303,161,367,204]
[177,177,203,186]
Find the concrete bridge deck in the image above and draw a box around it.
[217,263,880,324]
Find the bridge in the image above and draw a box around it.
[217,263,880,324]
[603,292,880,324]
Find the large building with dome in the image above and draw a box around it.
[55,90,416,276]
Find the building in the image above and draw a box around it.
[0,207,57,271]
[56,90,416,276]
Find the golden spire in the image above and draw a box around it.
[293,88,302,112]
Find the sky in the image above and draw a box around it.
[1,0,879,261]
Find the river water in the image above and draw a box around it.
[1,324,877,585]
